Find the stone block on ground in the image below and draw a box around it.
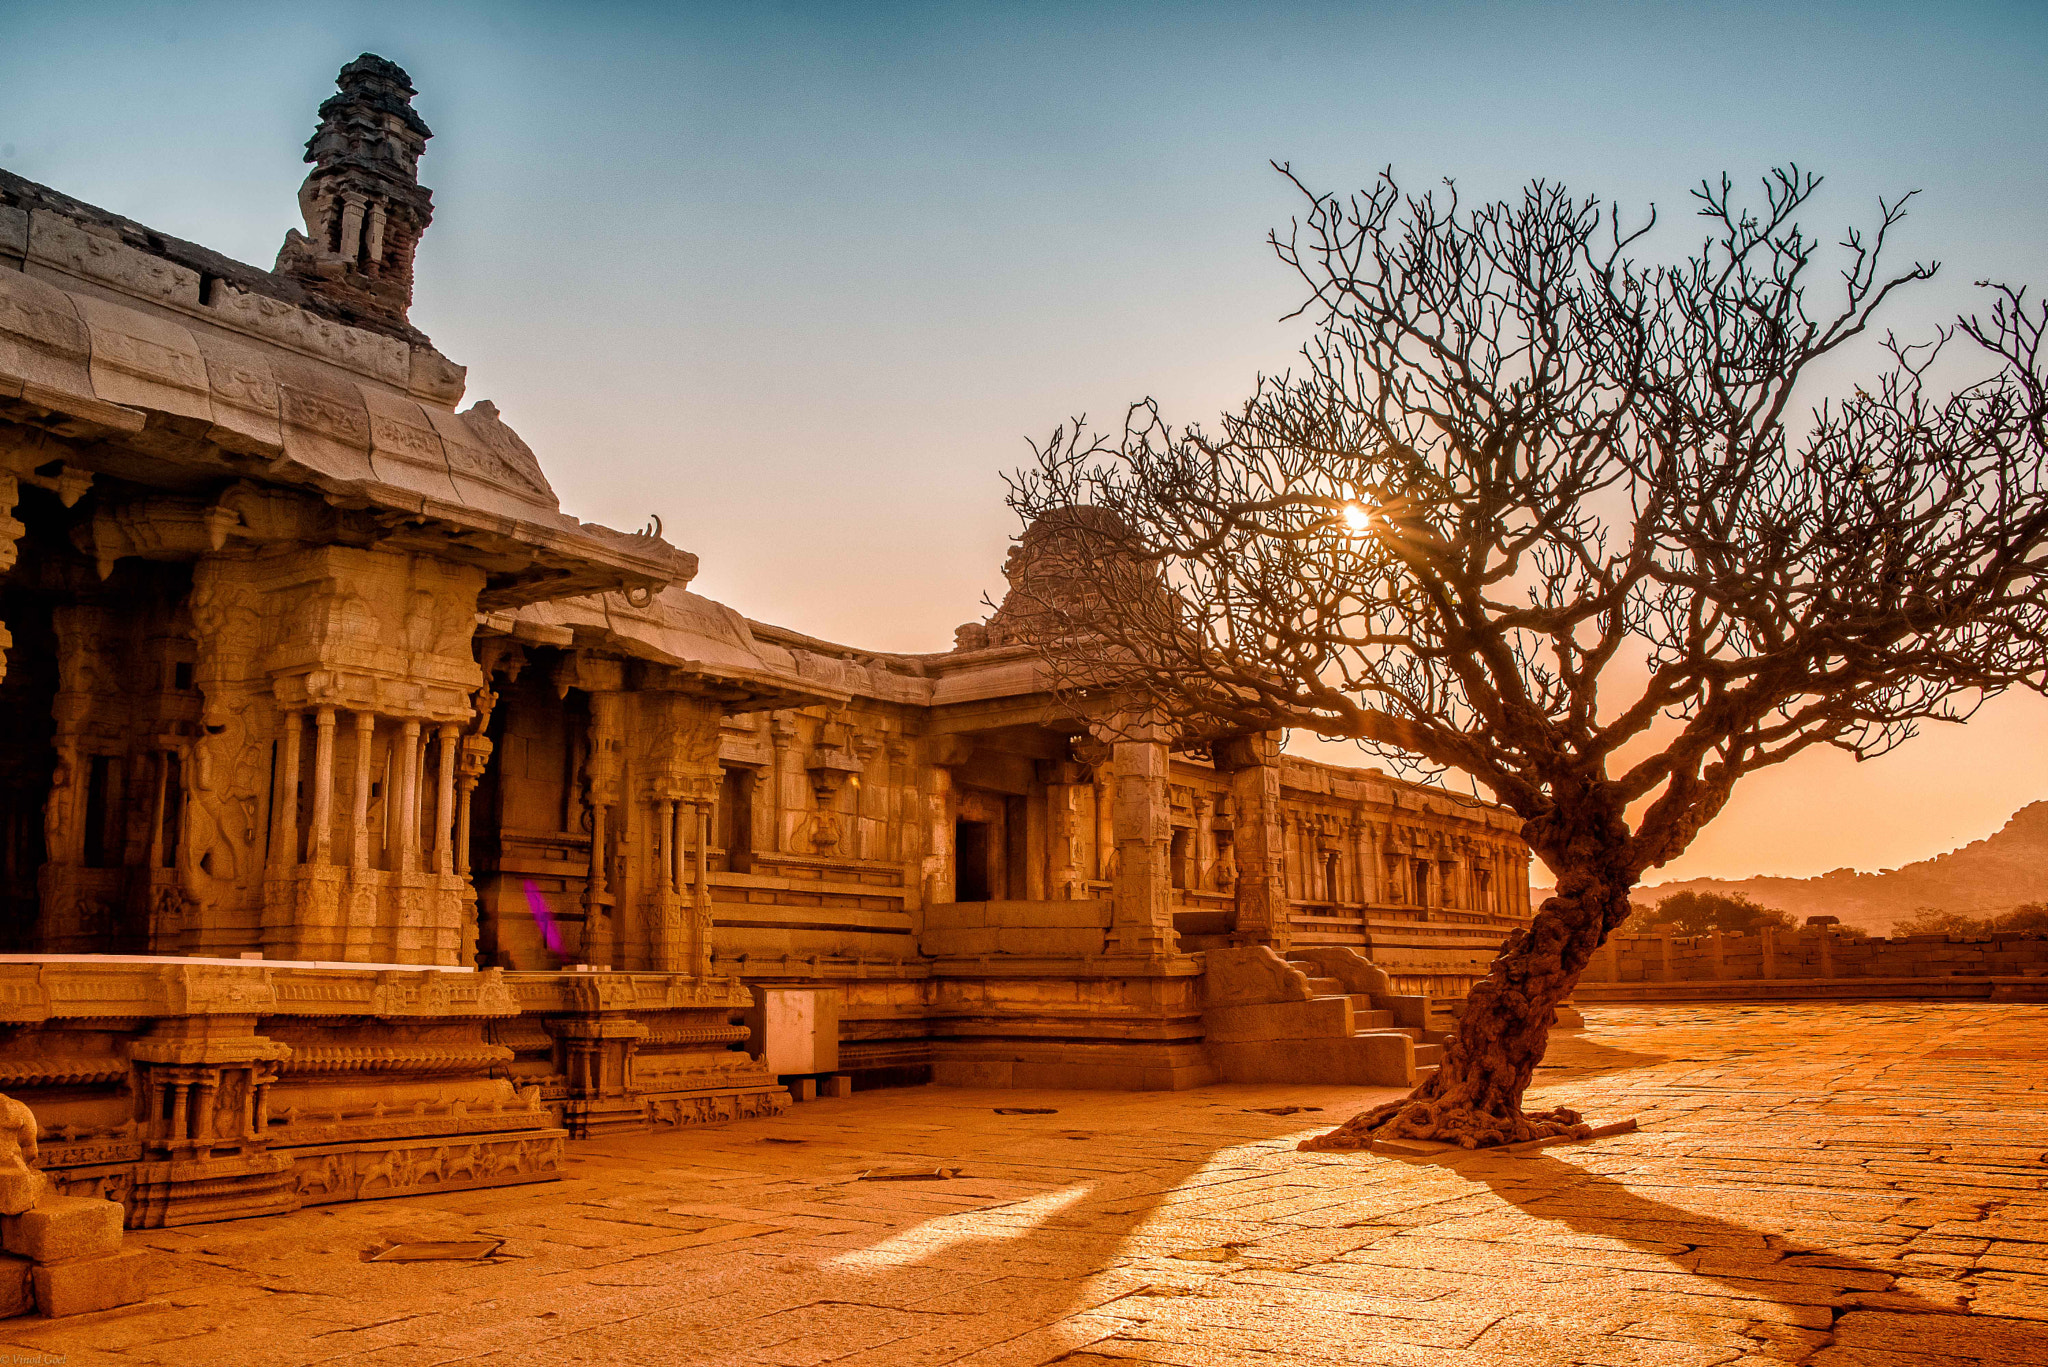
[3,1195,125,1263]
[1207,1030,1414,1086]
[1204,997,1352,1043]
[32,1247,147,1317]
[0,1254,29,1319]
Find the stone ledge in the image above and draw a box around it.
[1575,976,2048,1003]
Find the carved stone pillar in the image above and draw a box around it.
[274,710,304,871]
[646,792,685,975]
[1044,761,1091,900]
[1217,733,1287,951]
[924,762,956,905]
[1100,718,1175,957]
[456,735,491,876]
[1351,814,1377,907]
[769,711,801,854]
[657,799,677,896]
[37,605,125,950]
[670,799,687,892]
[395,718,421,873]
[434,723,458,875]
[581,690,623,969]
[185,546,482,965]
[350,712,375,870]
[693,797,713,977]
[0,435,93,685]
[309,708,337,864]
[1192,794,1216,893]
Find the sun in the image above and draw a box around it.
[1340,502,1373,532]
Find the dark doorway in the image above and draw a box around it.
[955,819,993,902]
[0,587,56,950]
[716,766,755,873]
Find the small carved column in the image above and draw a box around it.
[1044,761,1092,900]
[1192,794,1216,894]
[582,691,623,969]
[924,762,956,904]
[192,1073,219,1145]
[351,712,376,869]
[338,193,366,262]
[309,707,337,864]
[1092,759,1116,883]
[273,710,304,869]
[693,796,714,977]
[434,723,459,875]
[396,719,421,872]
[671,798,689,892]
[167,1075,191,1148]
[646,791,684,974]
[456,733,493,877]
[1352,815,1378,908]
[657,799,678,896]
[249,1065,278,1140]
[769,711,801,853]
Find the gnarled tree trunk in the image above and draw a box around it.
[1301,814,1634,1151]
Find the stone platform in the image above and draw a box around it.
[6,1002,2044,1364]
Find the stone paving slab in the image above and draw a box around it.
[7,1003,2047,1365]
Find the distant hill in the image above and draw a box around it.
[1538,801,2048,934]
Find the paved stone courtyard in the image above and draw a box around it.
[10,1003,2046,1366]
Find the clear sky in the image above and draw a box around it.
[5,0,2045,884]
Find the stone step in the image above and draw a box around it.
[1302,976,1344,996]
[1352,1023,1424,1042]
[1353,1007,1393,1030]
[1414,1063,1439,1084]
[1414,1043,1444,1068]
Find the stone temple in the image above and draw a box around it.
[0,56,1531,1245]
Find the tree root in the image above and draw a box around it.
[1297,1098,1588,1153]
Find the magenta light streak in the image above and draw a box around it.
[522,878,563,955]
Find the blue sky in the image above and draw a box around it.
[5,1,2045,881]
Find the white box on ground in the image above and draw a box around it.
[746,987,841,1075]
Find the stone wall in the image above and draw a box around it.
[1576,925,2048,1002]
[0,957,783,1227]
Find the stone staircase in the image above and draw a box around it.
[1201,946,1448,1087]
[1284,957,1445,1083]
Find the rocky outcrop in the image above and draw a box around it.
[1553,802,2048,934]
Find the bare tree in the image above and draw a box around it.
[1007,165,2048,1150]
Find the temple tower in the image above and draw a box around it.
[276,54,435,338]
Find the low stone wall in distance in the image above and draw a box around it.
[1576,926,2048,1003]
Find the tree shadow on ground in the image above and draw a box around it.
[1528,1033,1669,1084]
[479,1089,1356,1366]
[1434,1148,2048,1361]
